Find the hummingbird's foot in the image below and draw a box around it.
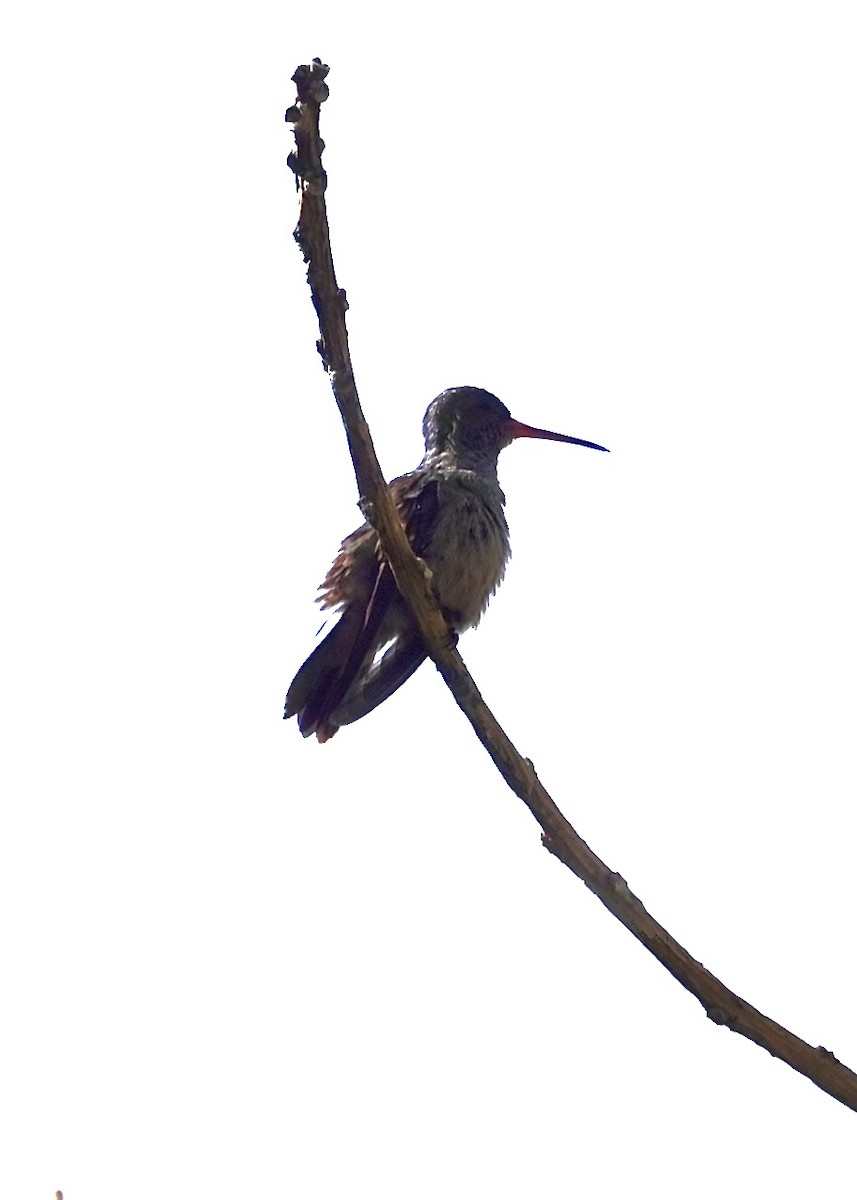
[437,612,460,649]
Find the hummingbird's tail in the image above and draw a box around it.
[283,609,363,742]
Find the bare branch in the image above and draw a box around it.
[285,59,857,1114]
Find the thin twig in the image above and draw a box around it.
[285,58,857,1114]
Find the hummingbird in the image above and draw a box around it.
[284,386,608,742]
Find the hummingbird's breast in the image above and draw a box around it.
[424,471,510,631]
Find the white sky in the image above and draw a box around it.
[2,2,856,1197]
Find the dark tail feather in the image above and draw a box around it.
[285,561,403,742]
[284,609,364,740]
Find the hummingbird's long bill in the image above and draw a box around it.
[506,419,609,453]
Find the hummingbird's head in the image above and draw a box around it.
[422,386,610,468]
[423,387,515,460]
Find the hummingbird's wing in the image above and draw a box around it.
[284,474,441,741]
[327,627,428,731]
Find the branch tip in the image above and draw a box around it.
[292,59,330,104]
